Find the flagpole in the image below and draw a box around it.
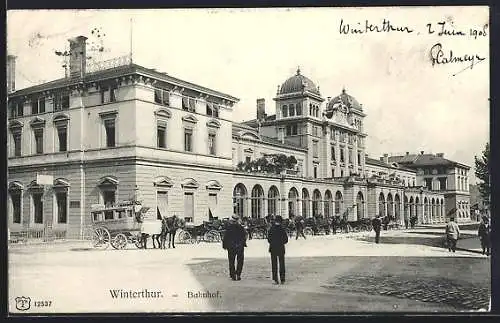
[129,17,133,64]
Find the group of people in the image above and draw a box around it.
[223,214,288,285]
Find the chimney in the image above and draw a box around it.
[256,98,266,121]
[436,153,444,158]
[406,152,409,156]
[420,150,424,155]
[383,153,389,164]
[68,36,88,78]
[7,55,16,93]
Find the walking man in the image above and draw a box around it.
[445,216,460,253]
[267,215,288,285]
[295,216,306,240]
[371,215,382,244]
[223,214,247,281]
[478,215,491,256]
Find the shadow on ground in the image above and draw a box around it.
[186,256,490,312]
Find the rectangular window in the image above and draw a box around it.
[182,96,196,112]
[313,141,319,158]
[246,156,251,163]
[332,168,335,177]
[340,147,345,163]
[206,103,219,117]
[282,106,288,117]
[439,178,447,191]
[54,94,70,111]
[34,129,44,154]
[357,152,361,165]
[157,191,169,218]
[155,88,169,106]
[11,192,21,224]
[348,148,353,163]
[314,166,318,178]
[39,98,45,113]
[289,105,295,117]
[184,192,194,223]
[56,192,68,223]
[110,85,117,102]
[184,128,193,152]
[57,127,68,152]
[13,133,21,157]
[157,124,166,148]
[31,100,39,114]
[296,103,302,115]
[208,193,217,219]
[208,133,216,155]
[33,193,43,224]
[104,119,116,147]
[17,102,24,116]
[425,178,432,190]
[331,146,336,161]
[103,191,116,220]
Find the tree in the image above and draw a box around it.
[474,142,490,206]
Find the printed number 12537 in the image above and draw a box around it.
[34,300,52,307]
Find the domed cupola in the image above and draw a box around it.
[277,67,321,97]
[326,88,363,112]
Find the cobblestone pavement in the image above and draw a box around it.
[324,274,490,311]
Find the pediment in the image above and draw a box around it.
[206,119,221,128]
[154,176,174,188]
[53,113,70,122]
[8,120,23,131]
[53,177,71,188]
[181,178,199,189]
[8,181,24,191]
[30,116,46,128]
[98,176,119,186]
[206,180,223,190]
[239,131,260,141]
[243,148,254,154]
[155,108,172,119]
[28,180,44,190]
[182,114,198,124]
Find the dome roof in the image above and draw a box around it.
[278,67,320,96]
[327,88,363,111]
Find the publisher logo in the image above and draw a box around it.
[15,296,31,311]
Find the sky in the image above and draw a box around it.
[7,7,489,183]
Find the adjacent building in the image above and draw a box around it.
[6,36,471,240]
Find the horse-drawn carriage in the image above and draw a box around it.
[88,201,150,250]
[176,218,228,244]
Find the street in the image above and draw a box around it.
[8,225,490,313]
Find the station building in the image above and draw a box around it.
[6,36,470,240]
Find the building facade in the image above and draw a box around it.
[6,36,470,240]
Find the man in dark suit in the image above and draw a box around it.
[371,215,382,244]
[223,214,247,281]
[267,215,288,285]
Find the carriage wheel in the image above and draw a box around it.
[177,230,192,244]
[92,227,110,250]
[304,227,314,236]
[111,233,128,250]
[204,230,221,243]
[134,233,144,249]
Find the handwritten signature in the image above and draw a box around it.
[429,43,486,75]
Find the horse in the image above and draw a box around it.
[163,215,183,248]
[139,219,163,249]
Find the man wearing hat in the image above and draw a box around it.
[478,215,491,256]
[445,216,460,253]
[223,214,247,281]
[267,215,288,285]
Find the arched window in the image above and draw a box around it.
[268,186,280,216]
[387,193,393,219]
[288,187,299,218]
[356,191,364,220]
[302,188,310,218]
[251,185,264,219]
[324,190,332,218]
[378,193,386,217]
[335,191,343,215]
[394,194,401,221]
[312,189,322,217]
[233,183,247,218]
